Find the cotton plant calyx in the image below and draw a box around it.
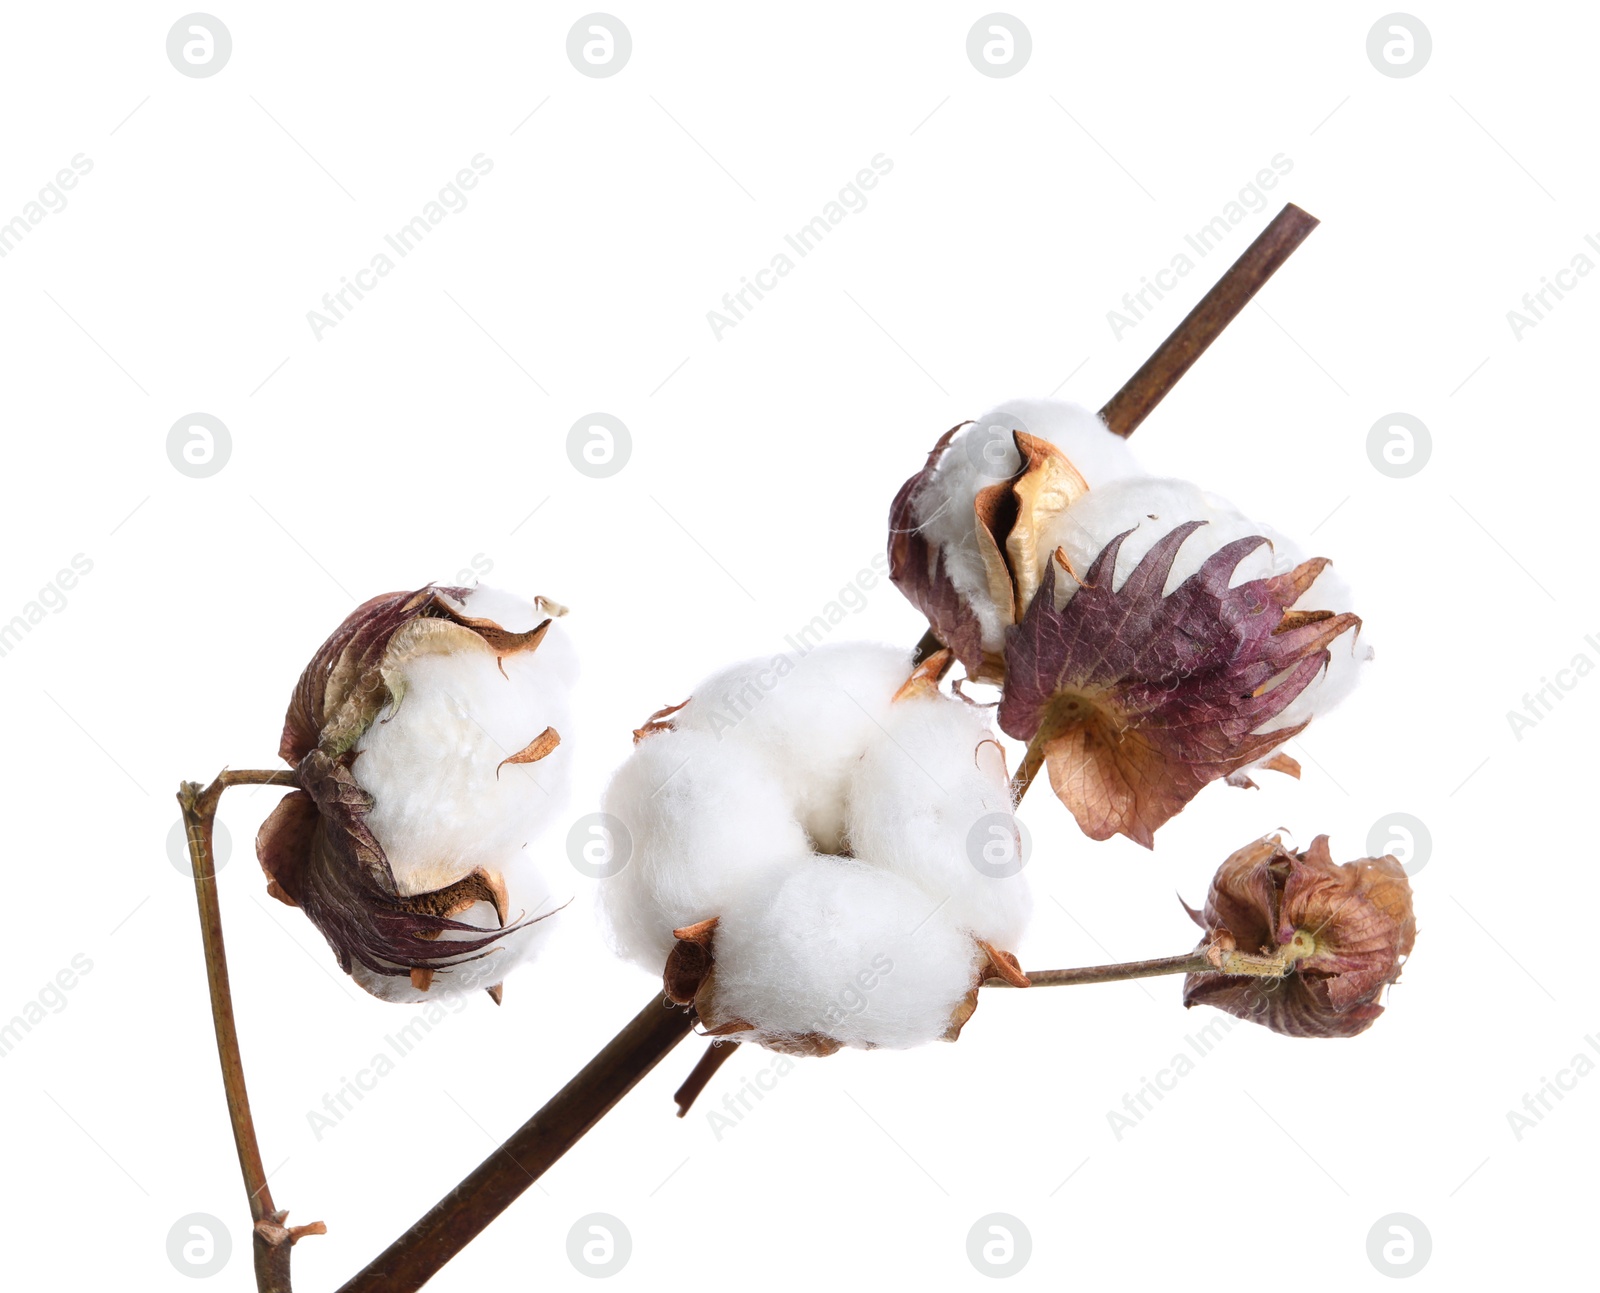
[1182,834,1417,1038]
[597,641,1032,1056]
[256,583,576,1003]
[996,527,1360,847]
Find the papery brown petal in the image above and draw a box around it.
[633,698,690,744]
[1259,751,1301,779]
[943,986,982,1041]
[892,649,954,702]
[497,726,561,777]
[977,940,1030,987]
[972,476,1022,626]
[1005,432,1090,618]
[672,916,719,945]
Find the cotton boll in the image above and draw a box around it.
[1040,477,1295,598]
[354,615,576,897]
[701,858,985,1052]
[845,694,1031,948]
[597,727,810,969]
[350,854,559,1002]
[665,642,913,853]
[261,581,575,1002]
[971,398,1143,489]
[1040,477,1371,742]
[907,424,1019,656]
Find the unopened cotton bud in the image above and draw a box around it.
[1182,834,1417,1038]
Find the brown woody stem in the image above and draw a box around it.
[179,769,322,1293]
[339,993,696,1293]
[1098,202,1320,438]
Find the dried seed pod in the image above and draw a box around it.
[257,584,575,1002]
[1182,834,1417,1038]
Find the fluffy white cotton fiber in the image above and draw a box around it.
[350,585,575,1000]
[356,586,576,897]
[702,860,985,1051]
[845,689,1030,948]
[598,642,1031,1052]
[970,398,1144,490]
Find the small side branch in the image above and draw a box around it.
[179,769,321,1293]
[673,1040,740,1118]
[987,941,1307,988]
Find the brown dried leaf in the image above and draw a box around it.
[633,698,690,744]
[496,726,561,777]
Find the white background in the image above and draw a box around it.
[2,3,1594,1289]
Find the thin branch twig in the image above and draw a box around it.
[673,1039,740,1118]
[179,770,323,1293]
[987,940,1309,988]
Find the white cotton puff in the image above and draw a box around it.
[597,642,1031,1050]
[845,692,1031,947]
[1040,477,1372,741]
[910,402,1140,655]
[353,586,577,897]
[350,854,559,1003]
[970,398,1144,489]
[703,858,985,1051]
[598,727,811,969]
[665,642,913,854]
